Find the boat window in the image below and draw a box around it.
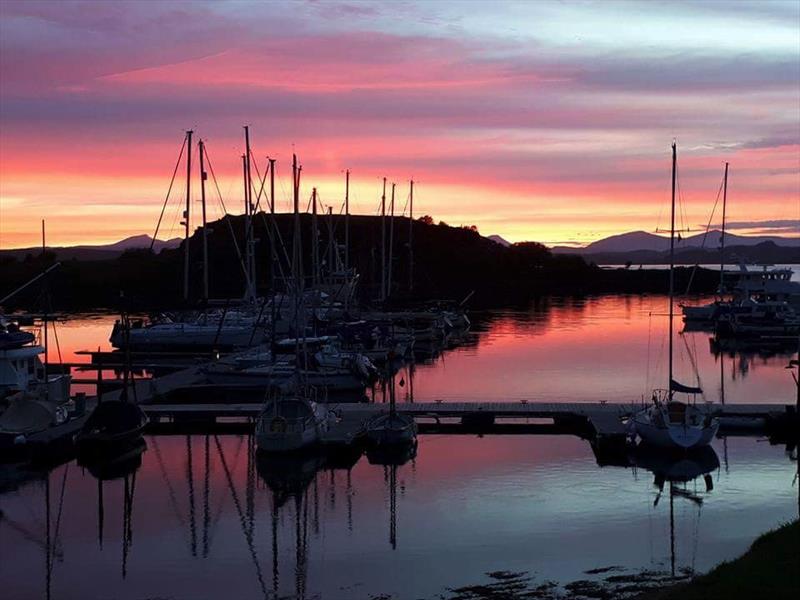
[28,359,35,374]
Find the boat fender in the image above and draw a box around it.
[13,434,27,445]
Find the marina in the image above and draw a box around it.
[1,2,798,597]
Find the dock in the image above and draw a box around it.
[140,401,791,441]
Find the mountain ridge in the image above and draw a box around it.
[552,229,799,254]
[1,234,181,261]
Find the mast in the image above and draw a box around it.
[387,182,395,298]
[344,170,350,275]
[381,177,386,302]
[199,139,209,302]
[244,126,256,302]
[183,130,193,303]
[327,206,335,278]
[312,188,319,286]
[719,162,729,294]
[668,141,676,397]
[242,154,251,300]
[269,157,277,361]
[41,220,48,394]
[292,154,302,378]
[408,180,414,292]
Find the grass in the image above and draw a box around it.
[643,520,799,600]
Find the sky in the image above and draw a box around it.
[0,0,798,248]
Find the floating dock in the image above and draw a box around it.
[141,400,791,440]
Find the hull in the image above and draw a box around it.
[366,412,417,446]
[112,324,267,350]
[76,401,148,455]
[633,413,718,449]
[255,398,329,453]
[681,304,718,321]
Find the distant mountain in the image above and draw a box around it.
[552,230,799,254]
[1,234,181,261]
[486,234,512,247]
[568,241,800,266]
[103,234,182,253]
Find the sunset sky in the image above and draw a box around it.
[1,0,798,248]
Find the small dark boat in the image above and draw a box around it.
[76,401,148,454]
[366,411,417,446]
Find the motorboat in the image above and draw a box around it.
[1,317,70,402]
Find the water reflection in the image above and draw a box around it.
[3,298,797,599]
[37,296,797,406]
[1,433,796,600]
[632,446,719,578]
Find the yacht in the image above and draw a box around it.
[110,311,268,350]
[0,317,73,450]
[632,389,719,449]
[632,143,719,450]
[0,317,70,404]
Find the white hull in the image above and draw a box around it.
[633,407,719,449]
[112,323,267,349]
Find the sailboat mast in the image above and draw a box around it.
[244,126,255,301]
[184,130,193,303]
[344,170,350,275]
[269,157,277,359]
[199,139,209,302]
[388,182,395,298]
[408,180,414,292]
[312,188,319,286]
[241,154,251,299]
[327,206,335,276]
[292,154,302,370]
[720,162,729,293]
[41,220,48,392]
[381,177,386,302]
[668,141,676,396]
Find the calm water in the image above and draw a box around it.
[1,295,798,599]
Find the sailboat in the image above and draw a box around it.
[632,143,719,450]
[366,373,416,447]
[681,162,730,323]
[77,313,148,455]
[255,154,331,453]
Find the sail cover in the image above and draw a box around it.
[670,379,703,394]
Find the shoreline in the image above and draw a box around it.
[639,519,799,600]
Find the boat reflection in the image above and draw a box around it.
[86,439,145,581]
[632,445,720,578]
[80,438,147,481]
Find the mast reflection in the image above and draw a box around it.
[632,446,720,577]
